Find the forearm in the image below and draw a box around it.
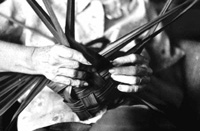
[0,41,38,74]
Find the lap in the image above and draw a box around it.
[35,104,176,131]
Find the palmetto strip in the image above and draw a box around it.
[11,77,49,120]
[66,0,75,38]
[42,0,69,46]
[0,74,27,97]
[27,0,62,44]
[101,0,192,59]
[0,73,14,81]
[127,0,198,55]
[147,0,173,37]
[0,75,32,105]
[134,0,173,54]
[0,75,34,115]
[6,77,49,131]
[0,73,21,92]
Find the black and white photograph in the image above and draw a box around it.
[0,0,200,131]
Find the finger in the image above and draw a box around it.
[52,75,71,85]
[117,84,144,93]
[54,45,90,65]
[111,74,139,85]
[70,79,89,87]
[52,76,88,87]
[56,58,80,68]
[57,58,93,71]
[112,54,149,66]
[109,66,152,76]
[57,68,86,79]
[111,74,150,85]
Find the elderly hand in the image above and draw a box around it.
[109,53,152,93]
[31,45,91,87]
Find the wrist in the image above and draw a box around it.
[18,46,41,75]
[29,46,52,76]
[29,46,45,75]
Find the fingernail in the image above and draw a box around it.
[83,59,91,65]
[84,82,89,86]
[117,85,123,91]
[109,69,115,73]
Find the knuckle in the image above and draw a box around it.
[55,76,71,85]
[123,85,140,93]
[51,76,59,83]
[69,51,75,59]
[71,70,81,78]
[118,85,137,93]
[130,54,137,63]
[64,78,71,85]
[68,69,76,77]
[45,71,56,80]
[72,70,77,77]
[71,80,81,87]
[49,75,56,82]
[70,61,80,68]
[74,62,80,68]
[127,86,135,92]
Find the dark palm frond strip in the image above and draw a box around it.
[101,0,194,59]
[66,0,75,38]
[27,0,63,45]
[6,76,49,131]
[147,0,173,37]
[0,75,35,115]
[127,0,198,55]
[134,0,173,54]
[42,0,69,46]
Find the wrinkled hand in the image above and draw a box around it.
[31,45,90,87]
[109,53,152,93]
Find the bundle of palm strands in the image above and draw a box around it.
[0,0,199,130]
